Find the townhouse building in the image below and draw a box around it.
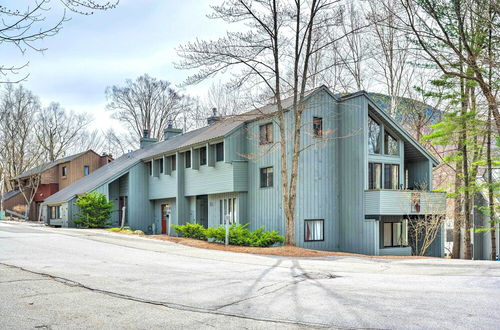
[42,86,447,256]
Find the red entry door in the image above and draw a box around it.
[161,204,170,234]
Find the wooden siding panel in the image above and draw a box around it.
[232,161,248,192]
[58,151,108,190]
[338,95,368,253]
[184,161,234,196]
[364,190,446,215]
[246,90,339,250]
[148,169,177,200]
[127,163,153,232]
[225,127,247,162]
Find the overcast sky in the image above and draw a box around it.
[4,0,228,130]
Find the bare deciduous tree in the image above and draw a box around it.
[0,84,42,191]
[106,74,190,141]
[177,0,362,245]
[36,102,91,162]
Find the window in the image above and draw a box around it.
[148,162,152,176]
[62,166,67,177]
[383,220,408,247]
[216,142,224,162]
[171,155,176,171]
[49,206,60,219]
[219,198,237,224]
[260,167,273,188]
[384,131,398,155]
[368,115,381,154]
[199,146,207,166]
[185,150,191,168]
[83,166,89,176]
[313,117,323,138]
[384,164,399,189]
[159,158,164,174]
[259,123,273,144]
[368,163,382,189]
[305,219,324,241]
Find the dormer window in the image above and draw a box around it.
[384,131,398,156]
[368,116,381,154]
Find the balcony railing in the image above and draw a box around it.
[364,189,446,215]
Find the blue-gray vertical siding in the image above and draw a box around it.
[338,95,370,253]
[127,162,152,232]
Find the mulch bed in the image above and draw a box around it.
[148,235,432,259]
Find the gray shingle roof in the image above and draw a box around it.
[43,118,243,204]
[42,86,344,204]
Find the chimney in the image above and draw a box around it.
[140,129,158,148]
[163,121,182,140]
[207,108,221,125]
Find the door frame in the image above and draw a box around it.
[161,204,171,235]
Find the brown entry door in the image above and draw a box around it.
[161,204,170,234]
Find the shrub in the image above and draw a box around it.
[74,192,114,228]
[250,227,285,247]
[172,222,207,240]
[206,224,284,247]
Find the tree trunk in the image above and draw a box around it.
[460,76,472,260]
[452,163,462,259]
[486,108,497,260]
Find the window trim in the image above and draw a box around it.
[147,161,153,176]
[259,123,273,145]
[199,146,207,166]
[185,150,191,168]
[171,155,176,171]
[368,162,382,190]
[61,166,67,177]
[313,116,323,138]
[383,163,400,189]
[384,129,399,156]
[215,142,224,162]
[368,115,382,154]
[383,220,408,248]
[49,206,61,219]
[260,166,273,188]
[304,219,324,242]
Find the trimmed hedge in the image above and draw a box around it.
[172,222,207,240]
[172,223,284,247]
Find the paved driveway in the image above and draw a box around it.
[1,221,499,329]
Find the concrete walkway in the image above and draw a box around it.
[1,221,499,329]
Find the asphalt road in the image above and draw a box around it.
[1,221,499,329]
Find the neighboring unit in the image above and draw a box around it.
[42,86,447,256]
[2,150,112,220]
